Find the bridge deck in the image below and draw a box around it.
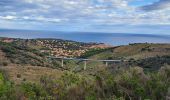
[48,56,127,70]
[48,56,126,62]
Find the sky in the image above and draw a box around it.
[0,0,170,34]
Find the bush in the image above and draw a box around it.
[17,74,21,78]
[36,66,169,99]
[21,83,50,99]
[0,72,16,99]
[137,56,170,71]
[2,62,8,66]
[0,51,169,100]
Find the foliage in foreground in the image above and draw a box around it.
[0,65,170,100]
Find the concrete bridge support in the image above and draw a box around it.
[84,61,87,70]
[47,56,125,69]
[105,61,108,67]
[61,59,64,67]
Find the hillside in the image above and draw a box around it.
[0,38,111,84]
[89,43,170,59]
[88,43,170,71]
[0,38,170,100]
[0,37,110,58]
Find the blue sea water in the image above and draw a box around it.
[0,29,170,46]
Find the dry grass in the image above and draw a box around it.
[0,50,8,61]
[0,64,64,84]
[96,43,170,60]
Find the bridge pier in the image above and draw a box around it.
[61,59,64,67]
[105,61,108,67]
[84,61,87,70]
[47,56,124,69]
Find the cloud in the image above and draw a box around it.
[0,0,130,23]
[0,0,170,33]
[140,0,170,11]
[0,15,17,20]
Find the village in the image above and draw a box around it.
[0,37,111,57]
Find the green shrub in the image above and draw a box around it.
[0,72,16,99]
[21,83,50,99]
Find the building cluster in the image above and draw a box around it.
[0,38,111,58]
[36,40,89,57]
[36,39,111,57]
[0,38,14,43]
[51,48,87,57]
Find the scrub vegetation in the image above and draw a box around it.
[0,38,170,100]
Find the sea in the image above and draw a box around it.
[0,29,170,46]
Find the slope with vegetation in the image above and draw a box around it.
[88,43,170,71]
[0,38,170,100]
[0,65,169,100]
